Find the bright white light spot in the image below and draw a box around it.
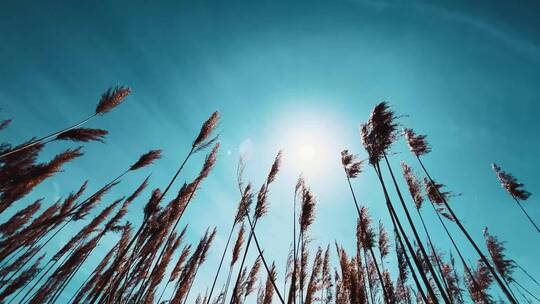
[297,144,317,163]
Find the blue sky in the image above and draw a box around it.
[1,0,539,302]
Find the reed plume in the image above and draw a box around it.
[410,126,517,303]
[54,128,108,142]
[304,247,323,304]
[130,150,162,171]
[193,111,220,150]
[0,86,129,160]
[244,256,262,299]
[232,225,246,267]
[95,86,131,115]
[0,199,41,237]
[403,128,431,157]
[341,150,364,178]
[378,221,390,263]
[0,255,43,302]
[492,163,538,234]
[0,147,83,213]
[465,260,494,304]
[262,263,277,304]
[483,228,515,283]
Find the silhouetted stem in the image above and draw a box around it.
[374,163,437,303]
[416,156,518,304]
[382,153,450,304]
[512,196,540,235]
[206,222,237,304]
[0,113,97,159]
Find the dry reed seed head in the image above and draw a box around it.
[378,220,390,259]
[231,224,245,266]
[199,227,217,265]
[340,150,364,178]
[234,183,253,223]
[401,162,424,210]
[483,228,515,283]
[192,111,220,148]
[360,102,401,165]
[0,199,41,237]
[245,256,262,296]
[267,150,283,184]
[423,177,451,205]
[299,186,316,233]
[55,128,108,143]
[130,149,162,171]
[465,260,494,303]
[254,183,268,219]
[95,86,131,115]
[403,128,432,157]
[356,207,375,249]
[144,188,162,217]
[197,143,220,180]
[73,180,120,220]
[0,253,43,302]
[492,163,531,201]
[262,262,277,304]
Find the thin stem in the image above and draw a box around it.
[206,222,237,303]
[512,197,540,234]
[382,153,450,304]
[0,113,97,159]
[416,156,517,304]
[374,163,437,303]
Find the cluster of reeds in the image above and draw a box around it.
[0,90,538,304]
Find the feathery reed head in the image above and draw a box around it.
[95,86,131,115]
[234,183,253,223]
[357,207,375,249]
[245,256,262,296]
[401,162,424,210]
[262,262,277,304]
[340,150,364,178]
[55,128,108,143]
[483,228,515,282]
[424,177,451,205]
[465,260,494,303]
[130,149,162,171]
[360,102,400,164]
[299,185,316,233]
[267,150,283,184]
[492,163,531,201]
[231,224,245,266]
[378,220,390,259]
[403,128,431,157]
[193,111,220,149]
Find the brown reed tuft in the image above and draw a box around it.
[234,184,253,224]
[55,128,108,143]
[0,254,43,302]
[492,163,531,201]
[360,102,400,165]
[193,111,220,149]
[130,150,162,171]
[0,199,41,237]
[95,86,131,115]
[254,150,282,220]
[357,207,375,249]
[304,247,323,304]
[231,225,245,266]
[340,150,364,178]
[299,185,316,233]
[244,256,262,297]
[0,147,83,213]
[403,128,431,157]
[377,221,390,260]
[483,228,515,283]
[465,260,494,303]
[169,244,192,282]
[401,162,424,210]
[262,263,277,304]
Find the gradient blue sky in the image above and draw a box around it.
[1,0,539,302]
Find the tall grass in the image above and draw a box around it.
[0,88,538,304]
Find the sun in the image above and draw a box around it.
[297,143,317,163]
